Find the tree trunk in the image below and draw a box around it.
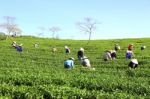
[87,32,92,44]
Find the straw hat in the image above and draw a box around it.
[69,57,75,60]
[19,44,23,46]
[65,46,68,49]
[82,56,88,59]
[80,47,84,51]
[131,59,138,64]
[13,41,16,43]
[112,50,116,53]
[143,45,146,48]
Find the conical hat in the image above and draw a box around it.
[82,56,88,59]
[80,48,84,51]
[131,59,138,64]
[69,57,75,60]
[65,46,68,49]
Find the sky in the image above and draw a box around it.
[0,0,150,40]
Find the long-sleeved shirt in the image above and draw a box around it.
[126,50,134,59]
[16,46,23,52]
[81,59,91,67]
[103,52,112,60]
[64,60,74,68]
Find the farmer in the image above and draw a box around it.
[126,50,134,59]
[64,57,75,69]
[16,44,23,52]
[81,56,91,68]
[110,50,117,59]
[52,48,57,53]
[128,44,134,51]
[34,43,39,48]
[103,50,112,61]
[114,44,120,51]
[12,41,17,48]
[65,46,70,54]
[77,48,84,60]
[128,59,138,69]
[103,50,116,61]
[141,45,146,50]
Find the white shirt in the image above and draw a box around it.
[82,59,91,67]
[103,52,112,60]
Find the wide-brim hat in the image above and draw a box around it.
[131,59,138,64]
[112,50,116,53]
[82,56,88,59]
[69,57,75,60]
[80,48,84,51]
[19,44,23,46]
[106,50,111,53]
[65,46,68,49]
[143,46,146,48]
[130,44,133,46]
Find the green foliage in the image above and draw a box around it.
[0,32,6,41]
[0,37,150,98]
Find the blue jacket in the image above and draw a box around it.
[16,46,23,52]
[126,53,132,59]
[64,60,74,68]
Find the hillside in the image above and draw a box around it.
[0,36,150,98]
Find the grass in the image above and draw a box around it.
[0,36,150,98]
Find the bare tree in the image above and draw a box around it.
[0,16,22,39]
[77,17,99,43]
[38,27,46,37]
[12,27,22,36]
[49,27,61,39]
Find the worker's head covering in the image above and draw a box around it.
[82,56,88,59]
[112,50,116,53]
[142,45,146,48]
[65,46,68,49]
[13,41,16,43]
[19,44,23,46]
[80,47,84,51]
[69,57,75,60]
[131,59,138,64]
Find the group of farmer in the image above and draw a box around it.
[12,41,40,53]
[64,47,93,70]
[102,43,146,69]
[11,41,146,69]
[64,43,146,70]
[126,44,146,68]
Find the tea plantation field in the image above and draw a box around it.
[0,36,150,99]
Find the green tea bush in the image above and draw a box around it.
[0,37,150,98]
[0,33,6,41]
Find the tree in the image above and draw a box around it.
[49,27,61,39]
[0,32,5,35]
[77,17,99,43]
[0,16,22,39]
[37,27,46,37]
[11,27,22,37]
